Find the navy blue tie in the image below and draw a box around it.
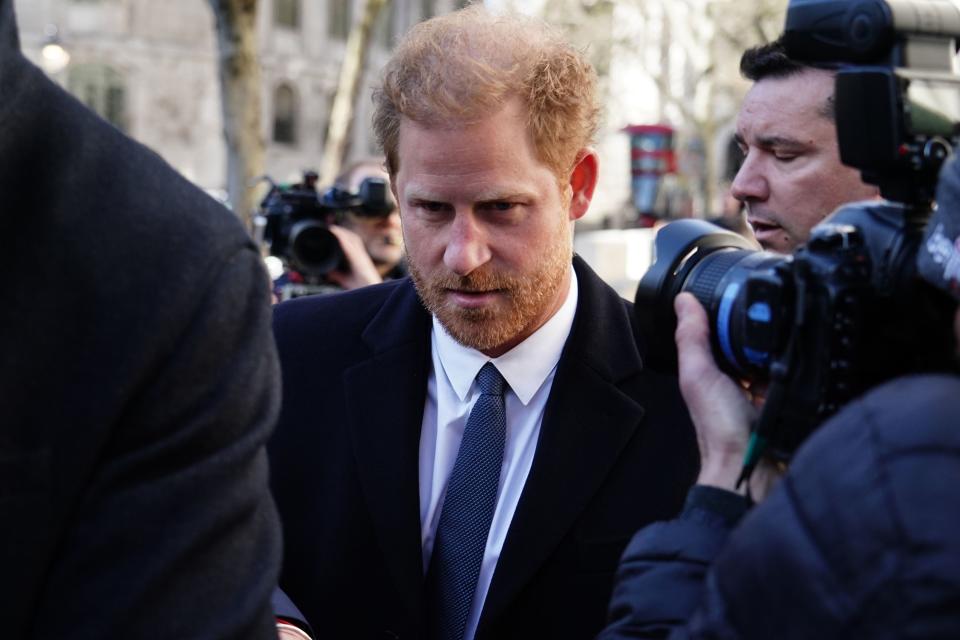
[429,362,507,640]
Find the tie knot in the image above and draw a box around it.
[476,362,505,396]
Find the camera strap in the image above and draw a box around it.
[736,271,808,497]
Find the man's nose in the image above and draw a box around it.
[730,153,769,203]
[443,212,492,276]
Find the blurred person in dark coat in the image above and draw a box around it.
[0,1,282,636]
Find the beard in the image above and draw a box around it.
[407,237,572,354]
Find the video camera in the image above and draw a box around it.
[260,172,395,279]
[636,0,960,465]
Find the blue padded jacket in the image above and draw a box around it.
[601,374,960,640]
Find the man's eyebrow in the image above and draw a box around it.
[404,187,534,203]
[476,190,532,202]
[735,132,808,150]
[755,134,807,149]
[403,187,444,202]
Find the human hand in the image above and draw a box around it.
[674,293,757,491]
[325,225,384,290]
[675,293,783,500]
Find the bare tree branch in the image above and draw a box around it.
[208,0,263,231]
[320,0,390,186]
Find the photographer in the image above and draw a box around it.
[266,162,404,299]
[732,37,879,253]
[325,158,406,290]
[599,129,960,640]
[598,1,960,632]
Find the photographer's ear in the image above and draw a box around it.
[568,149,599,222]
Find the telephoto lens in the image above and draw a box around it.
[634,219,788,380]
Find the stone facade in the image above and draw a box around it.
[14,0,466,194]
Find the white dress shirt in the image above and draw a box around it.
[418,268,579,640]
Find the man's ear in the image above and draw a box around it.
[568,149,599,222]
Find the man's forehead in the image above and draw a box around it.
[737,71,836,143]
[744,70,833,114]
[402,179,534,201]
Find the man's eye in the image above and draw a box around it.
[483,202,518,212]
[418,201,449,213]
[774,153,797,162]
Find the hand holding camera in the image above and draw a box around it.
[675,292,782,500]
[324,224,385,290]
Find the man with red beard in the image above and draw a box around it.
[732,38,879,253]
[267,7,698,640]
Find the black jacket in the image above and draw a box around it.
[602,374,960,639]
[0,2,282,636]
[269,256,699,640]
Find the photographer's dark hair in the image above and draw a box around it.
[740,37,806,81]
[740,36,836,120]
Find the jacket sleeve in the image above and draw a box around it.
[599,486,749,640]
[30,247,283,640]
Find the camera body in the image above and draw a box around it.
[636,0,960,459]
[261,175,395,280]
[262,183,343,278]
[321,174,395,219]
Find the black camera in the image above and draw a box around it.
[261,180,343,278]
[321,175,395,219]
[260,174,395,279]
[636,0,960,461]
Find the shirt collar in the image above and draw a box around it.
[432,267,579,405]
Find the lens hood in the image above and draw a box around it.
[635,220,756,369]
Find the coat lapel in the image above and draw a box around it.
[478,257,647,632]
[343,281,432,622]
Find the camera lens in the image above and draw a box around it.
[289,221,344,276]
[635,219,786,379]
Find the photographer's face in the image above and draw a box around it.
[343,212,403,275]
[393,98,595,357]
[340,165,404,275]
[731,69,879,253]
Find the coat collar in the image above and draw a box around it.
[477,256,648,636]
[342,259,648,631]
[343,280,432,621]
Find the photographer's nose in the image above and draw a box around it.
[731,155,770,203]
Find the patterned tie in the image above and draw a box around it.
[428,362,508,640]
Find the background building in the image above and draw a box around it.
[14,0,782,293]
[14,0,467,195]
